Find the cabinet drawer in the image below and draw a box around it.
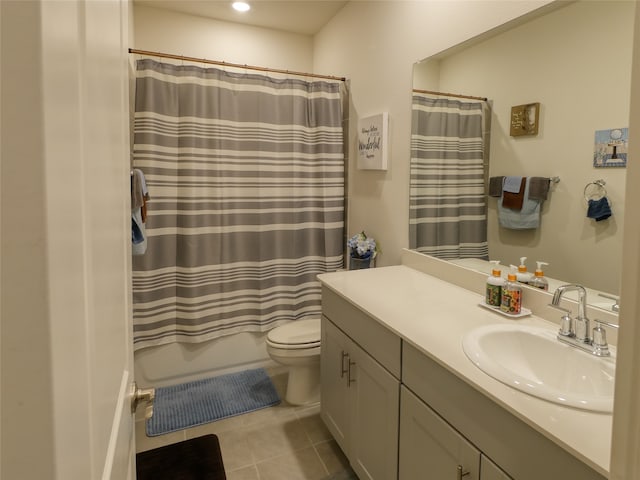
[322,286,401,378]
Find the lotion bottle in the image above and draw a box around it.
[529,261,549,290]
[485,260,505,307]
[501,266,523,315]
[516,256,533,284]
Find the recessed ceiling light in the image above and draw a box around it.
[232,2,250,12]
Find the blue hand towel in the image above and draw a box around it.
[587,197,612,221]
[503,176,523,193]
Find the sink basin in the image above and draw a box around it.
[462,323,616,412]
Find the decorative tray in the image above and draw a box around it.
[478,302,532,318]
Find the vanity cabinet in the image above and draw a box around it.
[320,281,605,480]
[320,287,401,480]
[402,342,605,480]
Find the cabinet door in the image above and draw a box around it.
[320,316,352,454]
[399,386,480,480]
[481,455,513,480]
[349,340,400,480]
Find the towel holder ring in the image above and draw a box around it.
[584,179,607,202]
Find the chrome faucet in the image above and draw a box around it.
[551,283,590,342]
[550,283,618,357]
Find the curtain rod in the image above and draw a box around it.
[413,88,487,102]
[128,48,346,82]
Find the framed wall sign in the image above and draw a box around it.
[357,112,389,170]
[510,102,540,137]
[593,127,628,168]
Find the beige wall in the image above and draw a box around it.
[133,4,314,72]
[417,1,632,293]
[313,0,554,267]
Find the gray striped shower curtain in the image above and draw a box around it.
[131,59,345,350]
[409,94,488,259]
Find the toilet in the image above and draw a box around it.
[266,317,321,406]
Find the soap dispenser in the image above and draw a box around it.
[501,266,523,315]
[516,257,533,284]
[485,260,505,307]
[529,261,549,290]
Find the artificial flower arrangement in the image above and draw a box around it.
[347,231,379,261]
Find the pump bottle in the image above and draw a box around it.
[485,260,505,307]
[501,266,523,315]
[529,261,549,290]
[515,257,533,284]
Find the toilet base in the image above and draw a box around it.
[284,363,320,406]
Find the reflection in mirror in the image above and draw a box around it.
[410,1,634,314]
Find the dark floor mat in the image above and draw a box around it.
[136,434,226,480]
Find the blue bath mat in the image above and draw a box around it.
[146,368,281,436]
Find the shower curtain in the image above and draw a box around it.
[409,94,488,259]
[131,59,345,350]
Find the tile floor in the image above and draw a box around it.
[135,365,358,480]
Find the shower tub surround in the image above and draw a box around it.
[318,249,614,479]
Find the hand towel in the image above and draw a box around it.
[498,178,541,229]
[528,177,550,201]
[587,197,612,222]
[488,176,505,197]
[502,177,527,210]
[503,176,523,193]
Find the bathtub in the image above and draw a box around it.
[134,332,276,389]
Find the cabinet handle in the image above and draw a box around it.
[341,351,349,378]
[456,465,470,480]
[347,359,356,387]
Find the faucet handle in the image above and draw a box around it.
[592,319,619,357]
[598,293,620,312]
[594,318,619,329]
[548,304,572,336]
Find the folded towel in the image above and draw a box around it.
[498,178,541,229]
[503,176,523,193]
[488,176,505,197]
[587,197,612,222]
[528,177,550,201]
[502,177,526,210]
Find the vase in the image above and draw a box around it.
[350,256,372,270]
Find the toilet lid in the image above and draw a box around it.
[267,318,320,347]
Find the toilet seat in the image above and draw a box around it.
[266,318,320,350]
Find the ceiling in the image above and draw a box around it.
[134,0,348,35]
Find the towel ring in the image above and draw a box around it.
[584,179,607,202]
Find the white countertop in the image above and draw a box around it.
[318,264,612,477]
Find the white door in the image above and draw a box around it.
[1,1,136,479]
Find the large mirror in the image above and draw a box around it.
[410,0,634,313]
